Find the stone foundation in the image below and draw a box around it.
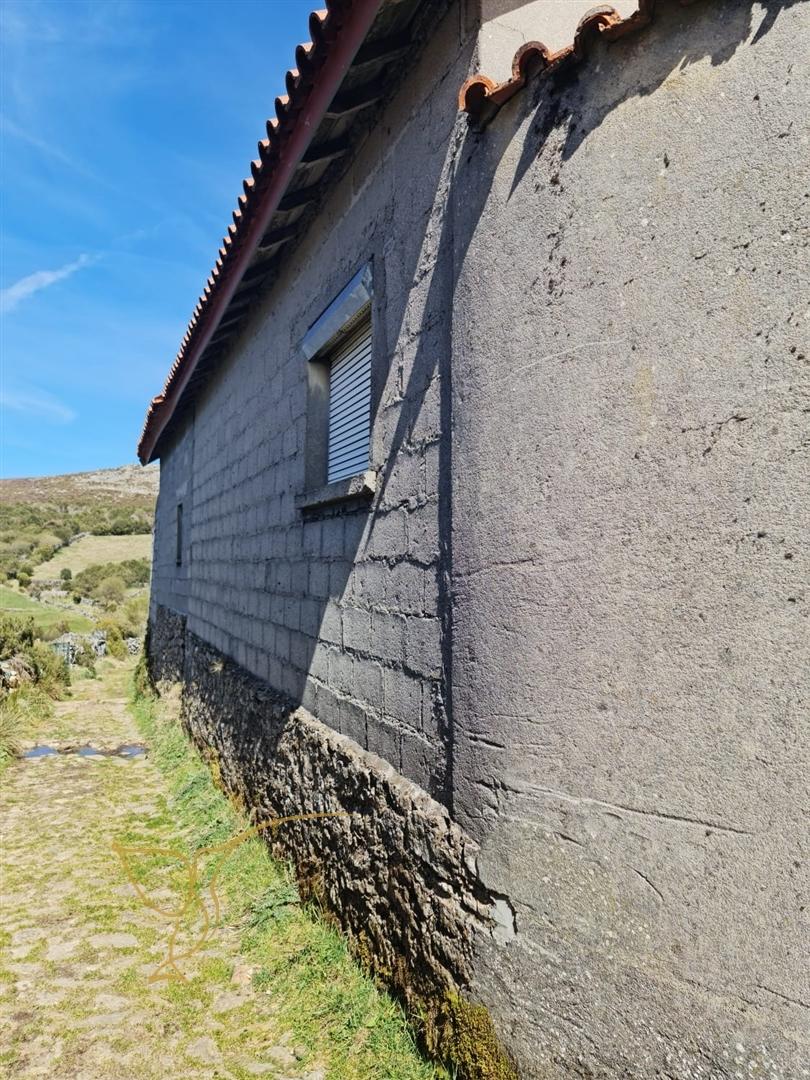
[147,605,515,1079]
[147,604,186,684]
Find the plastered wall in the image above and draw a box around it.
[478,0,639,80]
[451,0,810,1074]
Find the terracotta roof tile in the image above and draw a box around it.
[137,0,383,463]
[459,0,702,125]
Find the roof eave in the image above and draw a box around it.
[138,0,384,464]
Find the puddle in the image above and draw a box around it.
[117,745,147,757]
[23,744,147,760]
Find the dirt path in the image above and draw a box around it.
[0,661,437,1080]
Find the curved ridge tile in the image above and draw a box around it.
[459,0,705,126]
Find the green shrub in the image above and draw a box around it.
[0,693,25,767]
[30,641,70,697]
[0,614,35,661]
[74,641,97,675]
[111,593,149,638]
[93,575,126,608]
[73,558,150,596]
[132,650,152,700]
[60,567,72,582]
[98,619,126,660]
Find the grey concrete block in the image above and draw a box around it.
[400,732,439,796]
[310,641,330,683]
[365,718,401,772]
[380,449,423,510]
[353,560,389,611]
[384,666,424,731]
[339,698,369,748]
[320,600,343,647]
[407,504,440,565]
[385,560,427,616]
[320,517,346,559]
[300,597,322,639]
[290,559,309,596]
[342,605,372,654]
[354,659,383,706]
[302,520,321,557]
[275,626,290,663]
[370,610,405,660]
[308,560,331,599]
[327,648,354,698]
[329,560,353,599]
[366,509,408,559]
[404,616,442,678]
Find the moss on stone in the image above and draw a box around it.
[424,992,518,1080]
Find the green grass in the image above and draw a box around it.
[0,685,54,775]
[34,533,153,579]
[131,685,446,1080]
[0,584,93,632]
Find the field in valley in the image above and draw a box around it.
[0,583,94,633]
[34,533,154,579]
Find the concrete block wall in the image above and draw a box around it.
[150,417,194,618]
[150,4,474,803]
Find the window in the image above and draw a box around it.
[176,503,183,566]
[326,306,372,483]
[300,263,374,496]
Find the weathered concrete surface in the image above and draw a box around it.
[451,1,810,1075]
[478,0,638,82]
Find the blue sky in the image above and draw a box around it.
[0,0,314,478]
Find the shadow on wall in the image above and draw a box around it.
[307,125,497,808]
[509,0,807,193]
[162,18,496,813]
[162,0,806,813]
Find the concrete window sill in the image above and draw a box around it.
[296,470,376,514]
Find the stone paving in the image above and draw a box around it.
[0,663,329,1079]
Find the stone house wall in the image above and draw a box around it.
[150,4,476,803]
[148,1,809,1076]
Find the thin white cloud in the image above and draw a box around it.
[0,386,76,424]
[0,113,98,178]
[0,254,92,314]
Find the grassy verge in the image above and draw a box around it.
[0,685,55,773]
[130,682,447,1080]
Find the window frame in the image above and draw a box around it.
[298,264,377,513]
[175,502,183,567]
[324,304,372,485]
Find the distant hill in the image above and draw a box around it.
[0,464,159,585]
[0,463,159,507]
